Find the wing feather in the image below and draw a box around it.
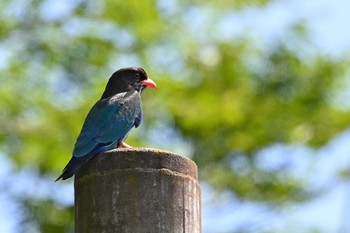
[73,92,140,157]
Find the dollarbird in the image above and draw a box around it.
[56,67,157,181]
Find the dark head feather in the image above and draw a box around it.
[101,67,148,99]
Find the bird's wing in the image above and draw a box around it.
[134,111,142,128]
[73,92,139,157]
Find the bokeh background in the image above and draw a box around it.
[1,0,350,232]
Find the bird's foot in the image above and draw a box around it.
[118,142,132,148]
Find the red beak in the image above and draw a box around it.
[142,78,157,88]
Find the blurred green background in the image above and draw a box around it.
[1,0,350,232]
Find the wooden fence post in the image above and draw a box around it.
[74,148,201,233]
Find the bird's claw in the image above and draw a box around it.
[118,142,132,148]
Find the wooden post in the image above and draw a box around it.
[74,148,201,233]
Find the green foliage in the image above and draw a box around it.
[158,42,349,201]
[23,199,74,233]
[0,0,349,232]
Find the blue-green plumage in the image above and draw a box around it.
[56,67,156,181]
[73,91,141,157]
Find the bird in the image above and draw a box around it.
[56,67,157,181]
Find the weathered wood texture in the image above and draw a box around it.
[75,148,201,233]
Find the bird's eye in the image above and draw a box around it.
[136,73,145,82]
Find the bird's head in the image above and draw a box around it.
[101,67,157,99]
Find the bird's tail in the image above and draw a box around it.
[55,156,91,181]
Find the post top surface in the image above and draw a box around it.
[75,148,198,181]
